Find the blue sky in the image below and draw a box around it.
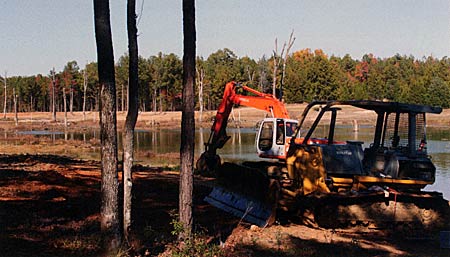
[1,0,449,76]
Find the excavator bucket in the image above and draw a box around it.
[204,162,278,227]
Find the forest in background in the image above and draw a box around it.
[2,48,450,115]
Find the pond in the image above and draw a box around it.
[14,126,450,199]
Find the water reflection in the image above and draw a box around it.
[18,130,64,136]
[10,126,450,199]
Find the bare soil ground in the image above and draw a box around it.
[1,105,450,256]
[0,154,449,257]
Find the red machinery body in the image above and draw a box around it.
[197,81,297,172]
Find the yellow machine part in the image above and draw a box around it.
[286,146,330,195]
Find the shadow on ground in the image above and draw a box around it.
[0,154,448,257]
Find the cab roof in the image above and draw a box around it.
[310,100,442,114]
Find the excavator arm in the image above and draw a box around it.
[197,81,290,174]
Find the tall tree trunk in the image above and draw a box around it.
[3,71,6,119]
[83,68,87,121]
[153,87,157,112]
[48,78,51,113]
[121,84,124,112]
[70,85,74,114]
[13,88,17,126]
[93,0,121,251]
[116,87,119,114]
[246,66,255,85]
[159,88,162,112]
[280,31,295,101]
[63,88,67,128]
[52,68,56,122]
[179,0,196,240]
[196,67,204,123]
[123,0,139,243]
[272,38,278,98]
[126,79,129,112]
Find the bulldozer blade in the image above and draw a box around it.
[205,186,274,227]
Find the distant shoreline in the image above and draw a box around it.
[0,103,448,132]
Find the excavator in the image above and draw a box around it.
[198,81,450,231]
[196,81,299,176]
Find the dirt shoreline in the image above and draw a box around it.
[1,103,449,132]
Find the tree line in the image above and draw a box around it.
[2,49,449,117]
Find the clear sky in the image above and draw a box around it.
[1,0,449,76]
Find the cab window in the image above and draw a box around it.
[285,122,297,137]
[258,121,274,150]
[276,120,285,145]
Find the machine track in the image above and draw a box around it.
[307,191,450,231]
[206,161,450,232]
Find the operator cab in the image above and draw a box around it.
[256,118,299,159]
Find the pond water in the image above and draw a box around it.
[14,126,450,199]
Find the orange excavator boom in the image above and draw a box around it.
[197,81,290,173]
[210,81,289,146]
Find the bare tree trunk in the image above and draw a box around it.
[83,68,87,121]
[126,79,129,112]
[93,0,121,252]
[259,66,266,92]
[70,85,74,114]
[272,38,278,98]
[123,0,139,243]
[116,87,119,114]
[280,31,295,101]
[272,33,293,100]
[153,87,157,112]
[121,84,124,112]
[51,68,57,122]
[13,88,17,126]
[196,67,204,123]
[159,88,162,112]
[247,66,255,84]
[29,96,33,120]
[63,88,67,128]
[48,78,51,113]
[179,0,196,240]
[3,71,6,119]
